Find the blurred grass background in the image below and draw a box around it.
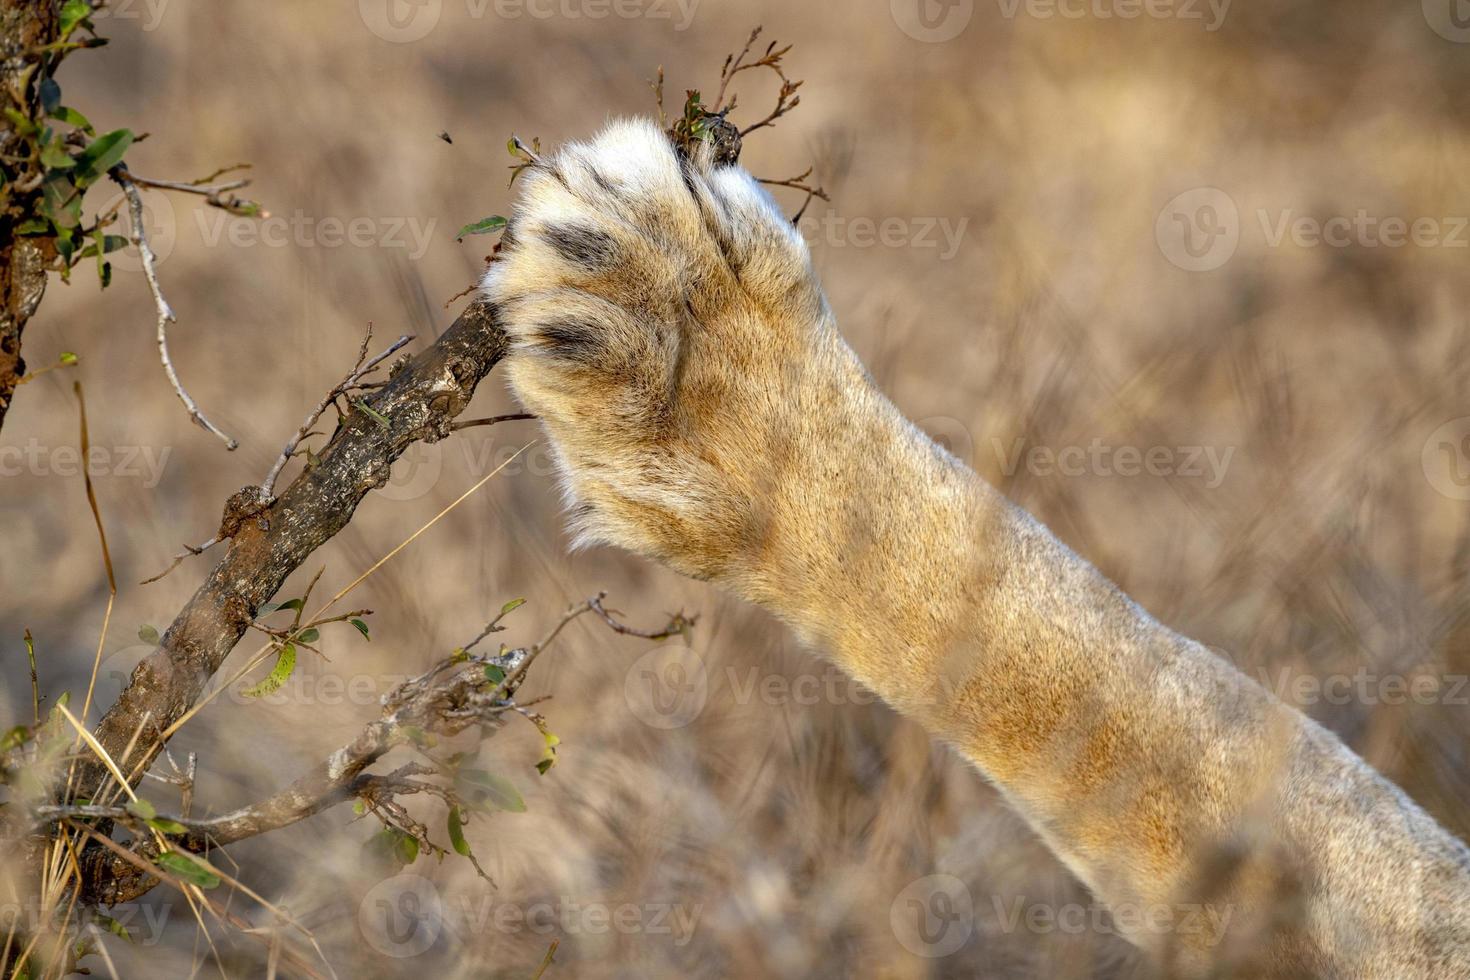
[2,0,1469,975]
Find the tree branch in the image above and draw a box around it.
[77,297,508,802]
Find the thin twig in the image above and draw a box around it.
[123,165,263,217]
[261,324,414,498]
[140,536,220,586]
[113,169,240,451]
[450,412,536,431]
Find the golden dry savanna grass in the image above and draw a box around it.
[2,0,1468,976]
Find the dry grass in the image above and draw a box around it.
[2,1,1468,976]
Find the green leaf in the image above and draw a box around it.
[14,218,50,235]
[500,597,526,617]
[447,806,473,858]
[50,106,93,134]
[454,215,507,241]
[349,618,371,640]
[59,352,78,365]
[60,0,92,37]
[296,628,320,644]
[454,769,526,813]
[125,798,157,820]
[483,664,505,684]
[395,832,420,866]
[259,598,303,614]
[137,624,160,645]
[39,79,61,116]
[4,108,37,137]
[78,234,128,258]
[42,174,82,228]
[355,399,390,429]
[94,912,132,943]
[0,726,31,752]
[536,731,560,775]
[241,643,296,698]
[148,816,188,834]
[156,851,220,889]
[72,128,133,186]
[40,139,74,170]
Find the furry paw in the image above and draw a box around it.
[482,117,838,580]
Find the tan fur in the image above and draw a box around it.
[482,118,1470,977]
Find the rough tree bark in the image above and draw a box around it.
[0,1,61,432]
[78,297,508,799]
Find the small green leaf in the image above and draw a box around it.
[241,643,296,698]
[14,218,50,235]
[447,806,473,858]
[296,628,320,644]
[349,618,371,640]
[148,817,188,835]
[126,798,157,820]
[95,912,132,942]
[1,726,31,752]
[4,108,37,137]
[40,139,74,170]
[50,106,93,134]
[500,597,526,617]
[454,769,526,813]
[59,352,78,366]
[138,624,160,645]
[395,832,419,866]
[156,851,220,889]
[483,664,505,684]
[42,174,82,228]
[259,598,303,615]
[454,215,507,241]
[60,0,92,37]
[536,731,560,774]
[72,128,133,186]
[355,399,389,429]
